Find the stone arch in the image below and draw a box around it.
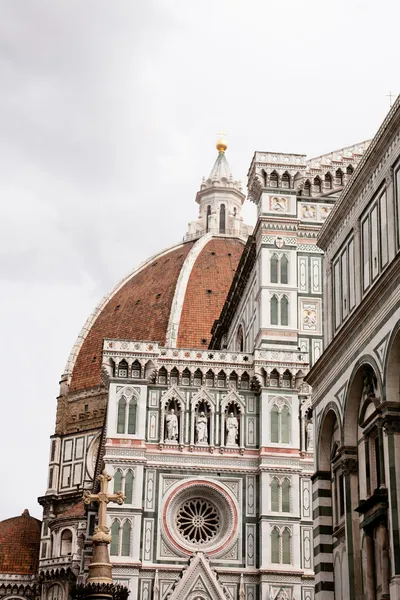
[60,528,73,556]
[384,320,400,403]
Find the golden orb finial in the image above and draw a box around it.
[216,131,227,153]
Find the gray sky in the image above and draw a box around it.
[0,0,397,520]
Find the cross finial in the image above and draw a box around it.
[83,469,125,543]
[387,91,397,108]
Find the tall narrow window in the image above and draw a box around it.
[271,479,279,511]
[304,180,311,196]
[128,402,136,434]
[206,205,211,232]
[348,239,355,310]
[117,397,126,434]
[280,255,289,284]
[341,249,348,319]
[325,173,332,189]
[219,204,226,234]
[121,521,131,556]
[281,406,290,443]
[113,470,123,494]
[118,360,128,378]
[362,218,370,290]
[282,529,291,564]
[125,471,134,504]
[270,171,279,188]
[371,205,379,280]
[334,260,341,328]
[336,169,343,186]
[271,529,280,563]
[281,296,289,326]
[271,407,279,443]
[338,473,345,517]
[110,521,120,556]
[271,295,278,325]
[380,191,388,267]
[271,255,279,283]
[282,479,290,512]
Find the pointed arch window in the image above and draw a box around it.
[125,471,134,504]
[271,255,279,283]
[270,403,291,444]
[110,521,120,556]
[271,528,280,563]
[280,255,288,284]
[113,470,123,494]
[271,527,292,564]
[219,204,226,234]
[336,169,343,186]
[325,172,333,189]
[117,397,126,434]
[314,177,322,194]
[236,326,244,352]
[118,360,128,378]
[304,180,312,196]
[270,171,279,188]
[282,528,291,564]
[121,521,131,556]
[271,478,280,511]
[282,172,290,188]
[117,395,138,435]
[271,295,279,325]
[270,253,289,285]
[281,296,289,326]
[282,479,291,512]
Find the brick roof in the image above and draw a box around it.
[177,237,245,348]
[69,236,245,392]
[0,510,41,575]
[70,242,195,391]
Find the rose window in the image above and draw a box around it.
[176,499,221,544]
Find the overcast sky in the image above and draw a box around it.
[0,0,397,520]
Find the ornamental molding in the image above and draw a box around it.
[167,552,229,600]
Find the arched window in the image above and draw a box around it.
[271,479,280,511]
[60,529,72,556]
[261,169,267,187]
[237,326,244,352]
[271,255,279,283]
[170,368,179,385]
[110,521,120,556]
[281,405,290,443]
[219,204,226,234]
[121,521,131,556]
[282,370,291,388]
[304,180,311,196]
[128,401,137,434]
[118,360,128,378]
[282,479,291,512]
[280,255,288,284]
[131,361,141,378]
[336,169,343,186]
[271,528,280,563]
[117,397,126,434]
[270,171,279,188]
[193,369,202,386]
[271,406,280,443]
[158,367,167,385]
[113,470,123,494]
[325,172,332,189]
[281,296,289,326]
[206,205,211,232]
[125,471,134,504]
[282,172,290,188]
[282,528,291,564]
[271,295,278,325]
[346,164,354,175]
[314,177,322,194]
[270,369,279,387]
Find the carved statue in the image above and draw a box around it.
[362,369,377,400]
[196,411,208,444]
[226,412,239,446]
[306,420,314,451]
[165,409,179,441]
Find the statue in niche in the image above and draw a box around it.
[196,411,208,444]
[226,411,239,446]
[306,419,314,451]
[165,409,179,442]
[362,369,377,400]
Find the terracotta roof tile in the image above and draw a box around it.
[0,510,41,575]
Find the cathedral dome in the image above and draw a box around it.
[0,509,41,575]
[67,235,245,392]
[65,145,250,393]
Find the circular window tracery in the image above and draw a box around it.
[163,480,238,556]
[176,498,220,544]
